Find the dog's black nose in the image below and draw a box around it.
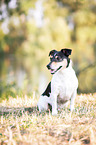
[47,64,51,69]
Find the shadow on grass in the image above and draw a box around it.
[0,106,39,116]
[0,105,53,116]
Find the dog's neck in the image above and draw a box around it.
[55,60,72,75]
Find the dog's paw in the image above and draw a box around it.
[52,110,58,116]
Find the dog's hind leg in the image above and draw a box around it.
[70,90,77,112]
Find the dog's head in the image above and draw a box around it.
[47,48,72,74]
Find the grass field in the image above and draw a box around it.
[0,93,96,145]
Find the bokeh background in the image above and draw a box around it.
[0,0,96,99]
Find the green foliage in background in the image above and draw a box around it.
[0,0,96,97]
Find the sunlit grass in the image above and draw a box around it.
[0,93,96,144]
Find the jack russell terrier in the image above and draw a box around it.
[37,48,78,115]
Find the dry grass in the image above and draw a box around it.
[0,93,96,145]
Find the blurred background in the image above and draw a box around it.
[0,0,96,99]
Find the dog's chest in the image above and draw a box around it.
[57,79,71,101]
[51,67,78,100]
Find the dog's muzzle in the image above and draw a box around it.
[47,62,62,74]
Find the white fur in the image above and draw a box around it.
[37,61,78,115]
[37,95,50,112]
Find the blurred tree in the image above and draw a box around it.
[0,0,96,93]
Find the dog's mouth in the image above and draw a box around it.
[50,69,55,74]
[50,66,62,74]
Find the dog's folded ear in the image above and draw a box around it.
[49,50,57,56]
[61,48,72,57]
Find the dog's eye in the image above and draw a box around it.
[55,56,60,60]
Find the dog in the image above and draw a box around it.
[37,48,78,115]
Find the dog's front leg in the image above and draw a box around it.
[50,93,58,115]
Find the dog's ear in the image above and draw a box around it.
[49,50,56,56]
[61,48,72,57]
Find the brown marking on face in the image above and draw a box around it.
[51,61,60,69]
[50,59,67,70]
[50,55,53,58]
[62,59,67,69]
[55,55,59,59]
[51,62,57,66]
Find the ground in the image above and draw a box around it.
[0,93,96,145]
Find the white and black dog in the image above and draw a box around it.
[37,48,78,115]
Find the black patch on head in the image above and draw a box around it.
[61,48,72,57]
[42,82,51,97]
[49,50,57,56]
[49,50,67,62]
